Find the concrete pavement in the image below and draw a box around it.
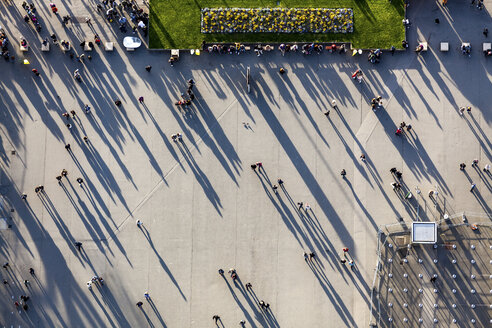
[0,0,491,327]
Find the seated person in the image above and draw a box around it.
[94,34,101,44]
[42,38,48,46]
[415,44,424,52]
[484,49,492,56]
[20,39,27,47]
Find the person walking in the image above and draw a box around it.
[309,252,315,261]
[341,169,346,178]
[56,175,62,182]
[83,136,89,143]
[21,194,27,200]
[65,144,71,151]
[272,185,278,193]
[484,27,489,37]
[138,96,144,103]
[245,282,252,289]
[61,169,68,177]
[70,110,76,118]
[66,123,72,130]
[297,202,303,210]
[31,69,40,76]
[360,154,366,162]
[277,178,283,186]
[29,268,35,275]
[470,183,476,192]
[212,315,220,324]
[74,241,82,251]
[144,292,150,300]
[250,163,257,170]
[484,164,491,172]
[84,104,91,114]
[460,163,466,170]
[136,301,143,307]
[305,204,311,211]
[145,65,152,72]
[136,220,143,228]
[342,247,349,253]
[472,159,479,166]
[76,178,84,186]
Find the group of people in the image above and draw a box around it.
[2,263,32,311]
[0,29,11,61]
[22,1,42,32]
[174,79,196,108]
[102,0,149,36]
[86,275,105,289]
[395,121,412,136]
[368,49,382,64]
[203,42,347,58]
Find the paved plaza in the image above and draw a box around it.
[0,0,491,327]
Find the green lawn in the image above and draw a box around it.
[149,0,405,49]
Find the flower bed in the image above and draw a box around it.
[201,8,353,34]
